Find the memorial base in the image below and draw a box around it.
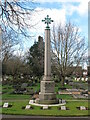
[36,98,59,104]
[37,80,58,104]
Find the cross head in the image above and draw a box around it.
[42,15,53,29]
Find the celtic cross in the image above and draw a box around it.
[42,15,53,29]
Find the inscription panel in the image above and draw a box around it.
[41,81,55,93]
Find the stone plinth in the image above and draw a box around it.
[40,81,55,93]
[37,80,58,104]
[38,78,58,104]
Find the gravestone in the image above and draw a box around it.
[81,78,84,81]
[80,106,86,110]
[59,99,65,103]
[29,100,34,104]
[62,100,66,103]
[43,106,48,110]
[21,83,28,89]
[61,106,66,110]
[3,103,9,108]
[85,78,88,81]
[25,105,31,109]
[59,99,62,103]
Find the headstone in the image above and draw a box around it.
[4,78,6,81]
[6,76,8,79]
[59,99,65,103]
[80,106,86,110]
[25,105,31,109]
[21,83,28,88]
[59,99,62,103]
[43,106,48,110]
[62,100,66,103]
[21,76,24,79]
[29,100,34,104]
[84,94,88,97]
[61,106,66,110]
[77,78,80,81]
[3,103,8,108]
[85,78,88,82]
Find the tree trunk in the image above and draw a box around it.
[61,76,65,87]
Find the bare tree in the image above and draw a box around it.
[0,0,38,62]
[2,28,20,62]
[51,22,87,86]
[0,0,36,36]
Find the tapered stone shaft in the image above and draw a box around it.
[43,29,51,81]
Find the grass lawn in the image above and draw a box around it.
[2,83,40,100]
[1,83,89,116]
[1,100,89,116]
[2,85,32,100]
[2,94,31,100]
[55,83,72,92]
[57,94,73,100]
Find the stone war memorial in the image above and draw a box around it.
[35,15,61,105]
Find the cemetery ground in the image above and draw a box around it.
[0,78,89,117]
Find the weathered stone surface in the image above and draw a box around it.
[29,100,34,104]
[43,76,51,81]
[3,103,8,108]
[36,99,58,104]
[38,17,57,104]
[80,106,86,110]
[44,29,51,77]
[61,106,66,110]
[43,106,48,110]
[40,81,55,93]
[25,105,31,109]
[39,92,56,100]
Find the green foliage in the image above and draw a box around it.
[27,36,44,78]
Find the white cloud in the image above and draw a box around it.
[29,2,87,39]
[34,0,89,3]
[28,5,85,43]
[29,8,66,41]
[77,1,88,16]
[34,0,89,17]
[62,1,88,16]
[5,0,89,17]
